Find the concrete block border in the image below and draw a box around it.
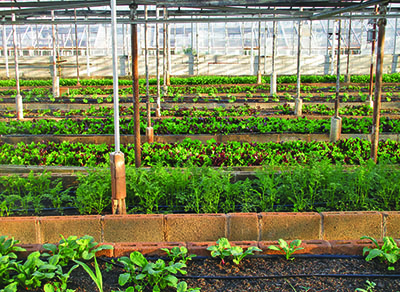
[2,211,399,256]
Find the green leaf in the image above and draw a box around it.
[119,273,131,286]
[177,281,188,292]
[267,245,281,251]
[130,251,148,267]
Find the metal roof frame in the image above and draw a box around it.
[1,0,399,25]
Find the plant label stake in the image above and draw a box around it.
[110,152,126,214]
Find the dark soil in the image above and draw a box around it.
[17,256,400,292]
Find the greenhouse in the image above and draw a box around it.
[0,1,400,291]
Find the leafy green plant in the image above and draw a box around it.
[177,281,201,292]
[13,251,55,289]
[161,246,196,264]
[74,257,103,292]
[355,280,376,292]
[361,236,400,270]
[74,169,111,214]
[43,261,79,292]
[268,239,304,260]
[207,238,261,265]
[230,246,262,265]
[118,251,187,292]
[43,235,113,266]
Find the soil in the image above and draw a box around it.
[17,256,400,292]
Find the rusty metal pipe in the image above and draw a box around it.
[131,5,141,167]
[370,5,387,163]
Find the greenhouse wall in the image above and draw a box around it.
[0,54,398,78]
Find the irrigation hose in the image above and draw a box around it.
[176,274,400,280]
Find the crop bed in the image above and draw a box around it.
[16,256,398,292]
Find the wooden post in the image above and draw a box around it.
[110,152,126,214]
[131,4,141,168]
[371,4,387,163]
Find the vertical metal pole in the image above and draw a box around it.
[196,22,199,75]
[271,19,277,95]
[368,6,379,106]
[257,20,262,84]
[111,0,120,152]
[345,17,352,83]
[250,22,254,75]
[309,21,312,55]
[207,20,211,54]
[126,24,131,76]
[35,24,39,55]
[3,21,9,78]
[294,17,302,116]
[166,11,171,85]
[334,20,341,118]
[110,0,126,215]
[74,9,80,85]
[163,9,168,91]
[131,5,141,168]
[224,21,228,55]
[144,5,153,144]
[330,20,342,142]
[331,21,336,75]
[51,11,59,98]
[156,7,161,117]
[12,14,23,120]
[371,5,387,163]
[391,17,398,73]
[263,22,267,74]
[86,17,90,77]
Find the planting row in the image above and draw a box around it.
[2,73,400,87]
[1,138,400,167]
[2,234,398,292]
[1,84,399,104]
[2,116,400,135]
[2,104,400,119]
[1,160,400,215]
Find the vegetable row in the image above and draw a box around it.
[2,72,400,87]
[2,104,399,119]
[1,138,400,168]
[1,160,400,216]
[2,116,400,135]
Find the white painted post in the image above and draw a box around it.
[86,17,90,77]
[51,11,59,98]
[294,18,303,116]
[12,14,23,120]
[2,21,9,78]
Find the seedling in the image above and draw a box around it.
[161,246,196,264]
[207,238,232,265]
[74,257,103,292]
[361,236,400,270]
[230,246,262,265]
[207,238,261,265]
[268,239,304,260]
[355,280,376,292]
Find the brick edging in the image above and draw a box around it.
[1,211,399,247]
